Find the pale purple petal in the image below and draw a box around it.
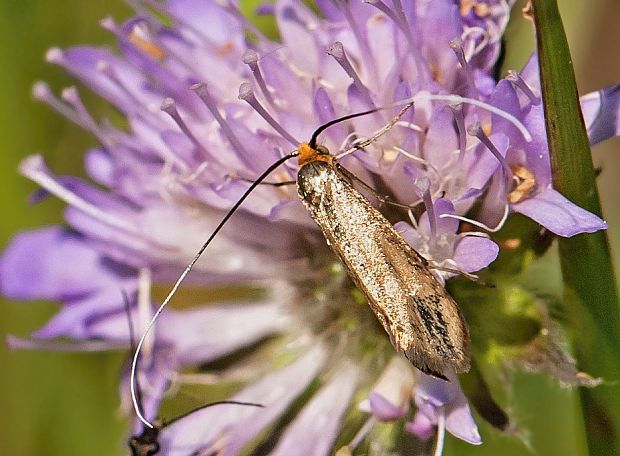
[414,372,481,445]
[453,236,499,272]
[270,363,359,456]
[580,85,620,146]
[405,411,435,441]
[157,347,327,456]
[513,187,607,237]
[445,395,482,445]
[368,391,408,422]
[159,302,289,364]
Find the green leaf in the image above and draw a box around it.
[530,1,620,454]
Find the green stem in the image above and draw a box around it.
[531,1,620,454]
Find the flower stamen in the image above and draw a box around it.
[242,49,276,108]
[433,406,446,456]
[191,82,252,161]
[19,155,139,234]
[468,122,513,179]
[61,86,113,147]
[450,103,468,164]
[450,37,477,96]
[32,81,82,127]
[327,42,375,108]
[161,97,214,161]
[507,69,541,105]
[238,82,299,146]
[439,203,510,233]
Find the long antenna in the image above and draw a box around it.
[309,92,532,148]
[309,106,389,149]
[122,290,148,423]
[130,151,298,429]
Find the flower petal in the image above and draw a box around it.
[405,411,435,441]
[580,85,620,146]
[157,346,327,456]
[453,236,499,272]
[368,391,408,422]
[270,363,359,456]
[513,187,607,236]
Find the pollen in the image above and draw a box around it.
[460,0,491,17]
[508,165,537,203]
[129,27,165,60]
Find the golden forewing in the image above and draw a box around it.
[297,160,470,377]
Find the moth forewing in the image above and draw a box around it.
[296,151,470,380]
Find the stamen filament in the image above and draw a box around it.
[19,155,138,234]
[191,82,252,159]
[393,93,532,142]
[242,49,276,108]
[161,97,213,160]
[433,407,446,456]
[439,203,509,233]
[507,70,541,105]
[468,123,513,179]
[327,42,375,108]
[238,82,299,146]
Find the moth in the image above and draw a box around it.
[296,140,470,380]
[131,102,473,426]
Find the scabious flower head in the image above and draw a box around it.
[2,1,618,454]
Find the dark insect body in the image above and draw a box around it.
[296,143,470,379]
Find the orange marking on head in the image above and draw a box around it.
[298,143,333,166]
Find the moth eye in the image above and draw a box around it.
[316,145,331,155]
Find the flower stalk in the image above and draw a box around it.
[531,0,620,453]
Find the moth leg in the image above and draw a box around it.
[335,103,414,160]
[226,173,295,187]
[428,263,495,287]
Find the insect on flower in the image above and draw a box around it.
[130,92,534,429]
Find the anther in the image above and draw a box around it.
[242,49,276,108]
[99,16,120,34]
[45,47,64,64]
[467,123,512,179]
[32,81,82,126]
[238,82,299,146]
[506,70,540,106]
[327,42,375,108]
[161,98,212,160]
[128,22,165,60]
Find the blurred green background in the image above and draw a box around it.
[1,1,619,455]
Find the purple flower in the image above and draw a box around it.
[408,370,482,446]
[3,1,618,454]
